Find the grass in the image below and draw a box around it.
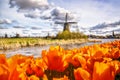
[0,38,88,50]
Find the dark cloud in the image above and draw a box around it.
[90,20,120,30]
[31,26,42,30]
[25,14,40,18]
[9,0,49,11]
[51,7,75,21]
[88,20,120,35]
[13,26,26,29]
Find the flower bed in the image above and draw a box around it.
[0,40,120,80]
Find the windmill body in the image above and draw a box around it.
[55,13,77,32]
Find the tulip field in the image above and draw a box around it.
[0,40,120,80]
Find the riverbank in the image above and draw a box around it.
[0,38,84,50]
[0,38,103,50]
[0,38,117,50]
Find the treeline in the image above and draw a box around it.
[1,31,88,40]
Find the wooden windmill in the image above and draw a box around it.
[55,13,77,32]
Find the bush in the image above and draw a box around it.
[56,30,87,40]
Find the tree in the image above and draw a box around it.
[15,33,20,38]
[5,34,8,38]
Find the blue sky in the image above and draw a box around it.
[0,0,120,37]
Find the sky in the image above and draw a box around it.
[0,0,120,37]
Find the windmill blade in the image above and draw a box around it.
[68,22,77,24]
[65,13,68,23]
[54,21,64,24]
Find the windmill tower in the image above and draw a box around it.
[55,13,77,32]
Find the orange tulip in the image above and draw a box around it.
[26,64,34,76]
[33,65,44,77]
[28,75,39,80]
[109,61,120,76]
[19,72,28,80]
[93,62,114,80]
[70,54,86,68]
[0,64,9,80]
[74,68,91,80]
[44,46,68,72]
[8,67,20,80]
[111,48,120,59]
[0,54,8,66]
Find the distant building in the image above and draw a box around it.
[5,34,8,38]
[112,31,115,37]
[115,34,120,38]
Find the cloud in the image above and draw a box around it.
[9,0,76,22]
[24,9,41,18]
[40,6,76,21]
[13,26,26,29]
[90,20,120,30]
[25,6,76,21]
[86,20,120,35]
[51,7,75,21]
[22,29,31,35]
[0,19,27,29]
[2,0,119,37]
[0,19,12,24]
[9,0,49,11]
[31,26,42,30]
[40,9,52,19]
[114,28,120,32]
[0,26,8,29]
[55,0,120,27]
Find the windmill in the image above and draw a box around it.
[55,13,77,32]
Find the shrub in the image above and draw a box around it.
[56,30,87,39]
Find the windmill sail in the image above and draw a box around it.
[65,13,68,23]
[68,22,77,24]
[55,21,64,24]
[55,13,77,31]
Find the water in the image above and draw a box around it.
[0,46,50,58]
[0,39,119,58]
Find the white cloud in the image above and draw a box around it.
[0,26,8,29]
[9,0,76,22]
[25,6,76,22]
[25,9,41,18]
[0,19,12,24]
